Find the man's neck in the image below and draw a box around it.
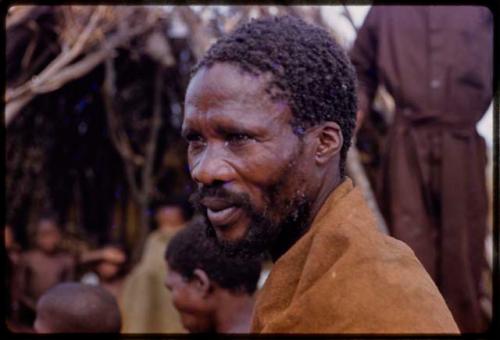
[214,292,255,333]
[269,175,343,262]
[309,175,343,227]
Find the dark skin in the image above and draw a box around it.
[183,63,343,261]
[17,220,74,311]
[34,287,121,333]
[80,246,126,302]
[96,261,124,302]
[164,265,255,333]
[155,206,186,231]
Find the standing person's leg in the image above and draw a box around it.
[377,124,439,280]
[439,131,488,333]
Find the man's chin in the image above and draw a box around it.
[216,236,268,261]
[204,218,268,260]
[211,221,249,243]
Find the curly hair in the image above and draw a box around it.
[192,15,357,177]
[165,221,262,295]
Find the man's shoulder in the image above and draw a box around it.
[309,202,427,295]
[287,225,458,333]
[253,181,458,333]
[312,184,437,297]
[290,186,459,333]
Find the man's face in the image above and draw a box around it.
[183,63,313,258]
[164,266,212,333]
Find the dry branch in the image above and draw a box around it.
[103,56,144,203]
[6,6,46,29]
[6,7,103,101]
[5,6,160,126]
[131,64,164,264]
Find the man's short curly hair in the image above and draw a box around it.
[165,221,262,295]
[192,15,357,177]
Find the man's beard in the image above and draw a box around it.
[190,146,312,261]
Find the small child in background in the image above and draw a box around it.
[164,221,262,333]
[121,199,191,333]
[79,245,127,303]
[16,215,75,327]
[34,282,121,333]
[5,225,22,325]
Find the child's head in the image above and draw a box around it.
[164,221,262,333]
[95,246,127,281]
[34,215,61,253]
[34,282,121,333]
[154,196,194,230]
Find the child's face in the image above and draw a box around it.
[156,206,185,228]
[96,261,120,280]
[164,266,212,333]
[36,220,61,253]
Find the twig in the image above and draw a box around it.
[21,21,39,70]
[6,45,112,125]
[7,6,103,103]
[38,6,104,84]
[341,4,359,34]
[102,56,144,169]
[142,64,163,199]
[6,10,158,125]
[6,6,44,29]
[131,65,164,264]
[102,57,142,201]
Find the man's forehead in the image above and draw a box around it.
[186,63,276,105]
[182,101,291,136]
[183,64,292,130]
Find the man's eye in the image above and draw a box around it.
[226,133,253,146]
[186,134,206,150]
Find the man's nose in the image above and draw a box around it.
[191,146,234,186]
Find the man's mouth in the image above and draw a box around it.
[201,197,244,228]
[207,206,244,227]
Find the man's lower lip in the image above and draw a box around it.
[207,206,242,227]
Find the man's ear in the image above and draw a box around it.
[192,268,212,298]
[314,122,343,165]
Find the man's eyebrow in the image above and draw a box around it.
[214,124,256,136]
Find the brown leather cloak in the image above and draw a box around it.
[251,179,459,334]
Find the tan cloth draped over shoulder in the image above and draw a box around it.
[251,179,459,334]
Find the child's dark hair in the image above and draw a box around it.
[154,195,195,222]
[36,282,121,333]
[165,221,262,295]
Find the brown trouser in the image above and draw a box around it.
[377,113,488,333]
